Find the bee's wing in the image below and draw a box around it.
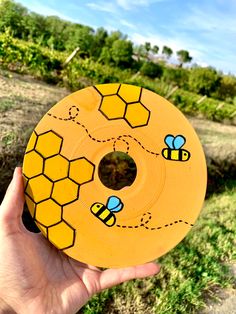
[107,196,123,212]
[173,135,186,149]
[164,135,174,148]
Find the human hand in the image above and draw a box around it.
[0,168,160,314]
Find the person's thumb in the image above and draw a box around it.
[0,167,25,232]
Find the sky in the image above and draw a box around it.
[16,0,236,74]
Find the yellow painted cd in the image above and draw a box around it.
[22,83,207,268]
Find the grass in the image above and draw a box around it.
[80,187,236,313]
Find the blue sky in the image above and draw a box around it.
[17,0,236,74]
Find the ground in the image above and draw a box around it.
[0,70,235,313]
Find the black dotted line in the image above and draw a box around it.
[116,212,194,230]
[117,135,159,156]
[47,106,159,156]
[113,138,130,154]
[48,105,79,121]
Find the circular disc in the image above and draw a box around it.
[22,83,207,268]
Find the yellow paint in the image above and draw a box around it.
[36,131,62,158]
[26,175,53,203]
[106,216,115,226]
[25,195,35,217]
[125,102,150,127]
[35,222,47,236]
[100,95,126,119]
[48,221,74,250]
[23,151,43,178]
[91,203,103,214]
[95,83,120,95]
[35,199,62,227]
[52,178,78,205]
[99,208,110,219]
[44,155,69,181]
[69,158,94,184]
[172,150,179,160]
[182,149,190,161]
[118,84,141,103]
[25,132,37,153]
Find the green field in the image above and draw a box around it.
[78,188,236,313]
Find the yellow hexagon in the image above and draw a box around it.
[125,102,150,128]
[35,199,62,227]
[118,84,141,103]
[25,131,37,153]
[52,178,79,206]
[23,151,44,178]
[25,195,36,217]
[69,158,95,185]
[44,155,69,181]
[48,221,75,250]
[25,175,53,203]
[35,222,47,236]
[35,131,62,158]
[100,95,126,120]
[95,83,120,96]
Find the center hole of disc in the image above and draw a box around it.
[98,151,137,190]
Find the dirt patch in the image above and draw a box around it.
[0,70,69,199]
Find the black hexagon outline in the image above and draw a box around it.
[23,150,45,180]
[25,173,53,205]
[98,94,128,121]
[35,129,63,159]
[34,199,63,227]
[44,153,70,182]
[51,178,80,206]
[124,100,151,129]
[47,220,76,250]
[68,156,96,186]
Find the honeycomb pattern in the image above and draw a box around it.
[23,130,95,250]
[95,83,151,128]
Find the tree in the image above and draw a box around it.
[188,66,221,96]
[162,46,173,59]
[91,27,108,59]
[162,67,189,88]
[0,0,29,39]
[144,42,151,52]
[105,31,124,48]
[65,25,94,56]
[215,75,236,101]
[176,50,192,67]
[140,61,163,79]
[111,39,133,67]
[152,45,159,55]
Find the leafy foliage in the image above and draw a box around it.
[189,67,221,96]
[140,61,163,79]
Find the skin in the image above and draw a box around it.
[0,168,160,314]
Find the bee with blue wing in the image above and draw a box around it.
[162,134,191,161]
[90,196,124,227]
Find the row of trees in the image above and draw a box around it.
[0,0,192,67]
[0,0,235,102]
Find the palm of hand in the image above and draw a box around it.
[0,168,160,314]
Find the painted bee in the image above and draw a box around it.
[162,134,190,161]
[90,196,124,227]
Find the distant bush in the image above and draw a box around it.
[140,61,163,79]
[188,67,221,96]
[162,67,189,89]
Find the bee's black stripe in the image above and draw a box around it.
[179,149,183,161]
[96,205,107,217]
[168,148,172,159]
[104,212,114,223]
